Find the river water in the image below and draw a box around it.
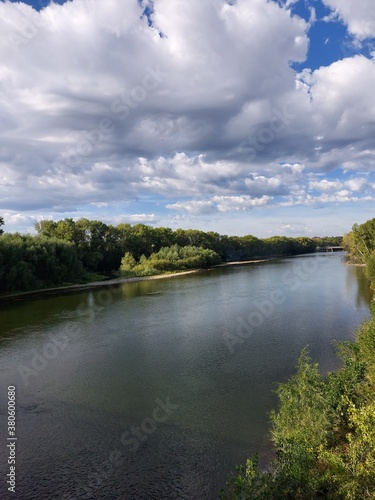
[0,253,372,499]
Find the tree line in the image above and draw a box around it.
[343,218,375,286]
[0,216,341,293]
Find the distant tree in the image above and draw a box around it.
[120,252,136,272]
[102,225,123,271]
[0,234,84,292]
[0,216,4,235]
[34,219,57,237]
[152,226,175,250]
[344,219,375,285]
[54,218,77,242]
[316,236,344,249]
[131,224,156,259]
[263,236,294,256]
[145,244,221,271]
[31,217,333,277]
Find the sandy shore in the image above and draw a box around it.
[0,258,270,300]
[214,259,270,266]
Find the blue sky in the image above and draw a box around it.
[1,0,375,237]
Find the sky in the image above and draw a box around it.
[1,0,375,237]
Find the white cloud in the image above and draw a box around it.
[279,222,309,235]
[166,200,216,215]
[244,175,289,197]
[166,195,272,215]
[121,213,157,223]
[213,195,272,212]
[298,56,375,141]
[0,0,375,236]
[344,177,368,192]
[317,191,373,203]
[0,0,308,204]
[1,213,39,234]
[309,179,344,192]
[322,0,375,40]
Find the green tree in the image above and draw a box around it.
[120,252,136,272]
[122,244,221,276]
[269,349,335,496]
[34,219,58,238]
[147,244,221,271]
[0,216,4,235]
[131,224,156,259]
[0,234,84,292]
[345,219,375,285]
[221,332,375,499]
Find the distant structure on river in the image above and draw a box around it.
[316,246,344,252]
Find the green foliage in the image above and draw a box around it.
[34,217,329,274]
[221,326,375,499]
[119,245,221,277]
[315,236,344,249]
[264,236,297,256]
[5,217,338,292]
[270,349,332,495]
[120,252,136,272]
[344,219,375,286]
[35,218,117,272]
[147,244,221,270]
[0,215,4,235]
[0,234,84,292]
[356,320,375,386]
[219,455,274,500]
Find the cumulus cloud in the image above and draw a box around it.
[166,201,216,215]
[121,213,157,223]
[0,0,374,236]
[1,213,39,232]
[167,195,272,215]
[309,179,344,192]
[279,222,309,235]
[214,195,272,212]
[244,175,290,197]
[322,0,375,40]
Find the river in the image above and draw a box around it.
[0,253,372,499]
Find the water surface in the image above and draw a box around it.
[0,254,372,499]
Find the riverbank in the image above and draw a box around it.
[0,258,271,300]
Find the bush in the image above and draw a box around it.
[120,252,137,272]
[220,327,375,499]
[119,245,221,277]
